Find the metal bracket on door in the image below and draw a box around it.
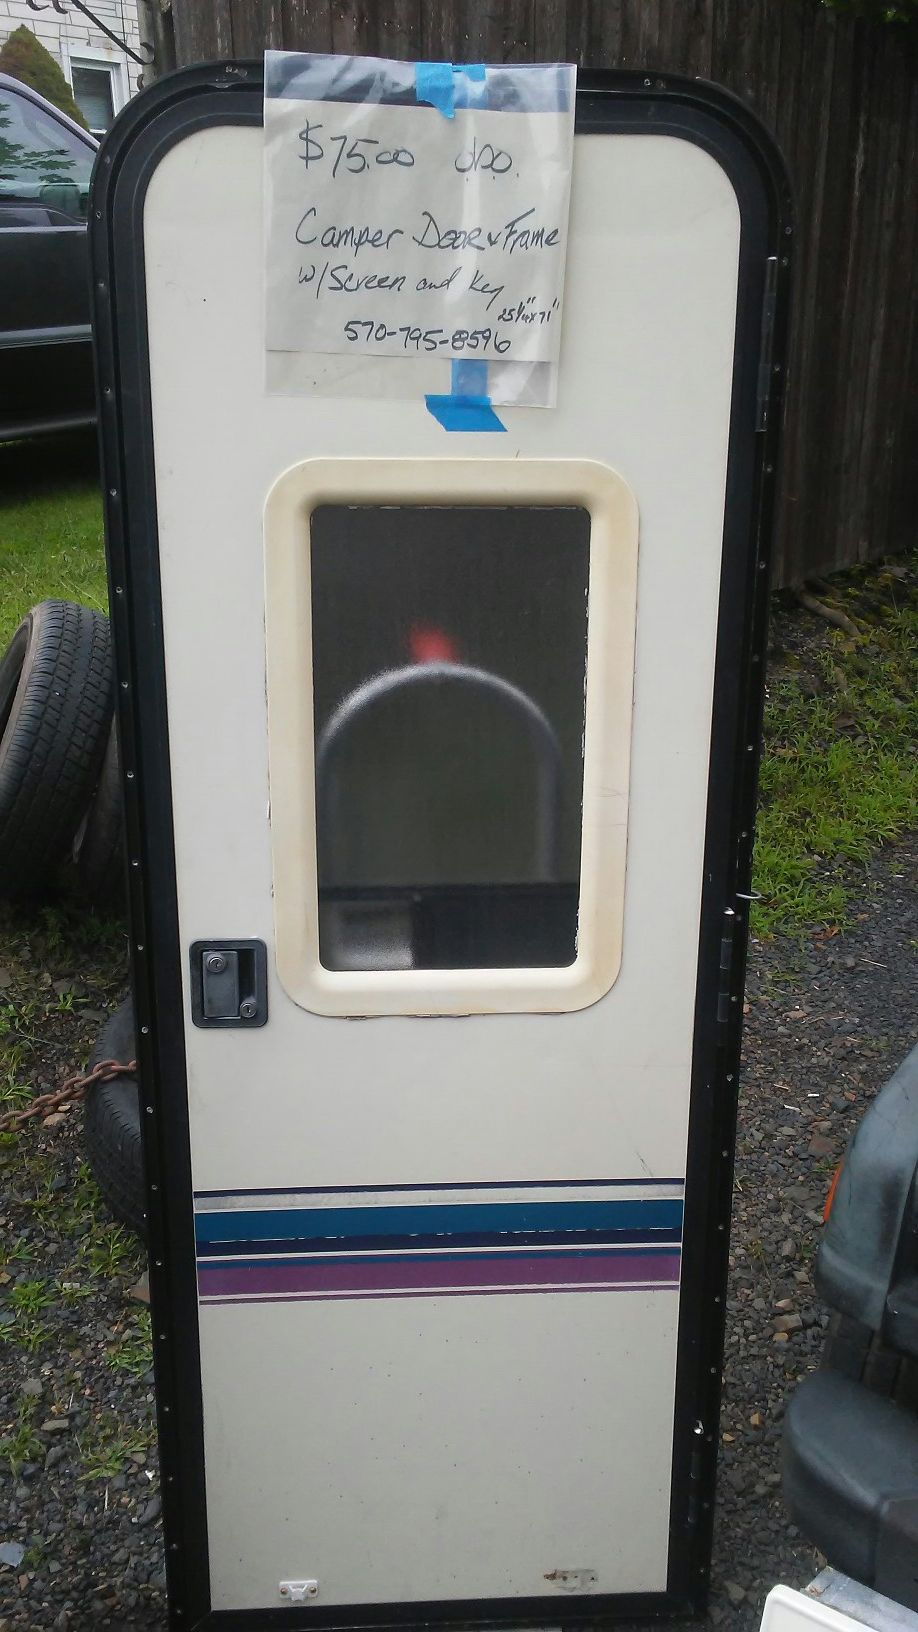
[279,1581,319,1604]
[189,940,268,1027]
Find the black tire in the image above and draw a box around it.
[822,1312,918,1410]
[73,720,125,914]
[85,997,146,1239]
[0,601,113,897]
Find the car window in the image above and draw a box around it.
[0,88,94,221]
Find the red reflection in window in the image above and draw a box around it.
[408,623,459,665]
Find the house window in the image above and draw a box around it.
[70,63,117,137]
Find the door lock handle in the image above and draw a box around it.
[190,941,267,1027]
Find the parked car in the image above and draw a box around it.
[783,1041,918,1611]
[0,71,98,441]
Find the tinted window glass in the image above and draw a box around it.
[311,506,590,971]
[0,89,94,220]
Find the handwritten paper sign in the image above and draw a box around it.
[264,94,574,365]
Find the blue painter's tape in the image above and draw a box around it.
[415,65,499,427]
[451,358,488,397]
[416,60,455,119]
[425,394,506,432]
[454,63,487,109]
[426,357,504,431]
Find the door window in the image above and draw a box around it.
[311,505,590,971]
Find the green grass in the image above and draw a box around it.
[106,1308,153,1377]
[2,1277,56,1353]
[0,432,106,645]
[77,1411,155,1480]
[0,1235,35,1270]
[0,1136,145,1358]
[752,560,918,937]
[0,1396,42,1475]
[0,899,136,1357]
[79,1220,139,1280]
[7,1277,55,1317]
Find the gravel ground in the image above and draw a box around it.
[1,834,913,1631]
[703,828,917,1628]
[0,783,915,1623]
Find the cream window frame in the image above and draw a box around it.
[264,457,638,1017]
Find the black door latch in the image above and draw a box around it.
[190,940,268,1028]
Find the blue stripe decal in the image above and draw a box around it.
[195,1198,684,1246]
[197,1227,683,1258]
[195,1184,684,1303]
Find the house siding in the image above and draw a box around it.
[0,0,143,118]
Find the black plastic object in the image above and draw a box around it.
[783,1045,918,1608]
[817,1042,918,1355]
[85,997,145,1239]
[822,1313,918,1405]
[189,940,268,1027]
[783,1370,918,1611]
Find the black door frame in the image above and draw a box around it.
[89,62,791,1631]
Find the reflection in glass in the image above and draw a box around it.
[310,506,590,971]
[0,90,94,219]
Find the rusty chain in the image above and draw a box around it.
[0,1058,137,1135]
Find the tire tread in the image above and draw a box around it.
[84,998,145,1239]
[0,601,113,896]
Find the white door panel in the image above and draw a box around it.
[92,66,789,1625]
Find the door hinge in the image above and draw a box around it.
[755,255,779,432]
[716,908,738,1029]
[687,1419,706,1527]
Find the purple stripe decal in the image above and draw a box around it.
[201,1283,676,1306]
[198,1249,681,1301]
